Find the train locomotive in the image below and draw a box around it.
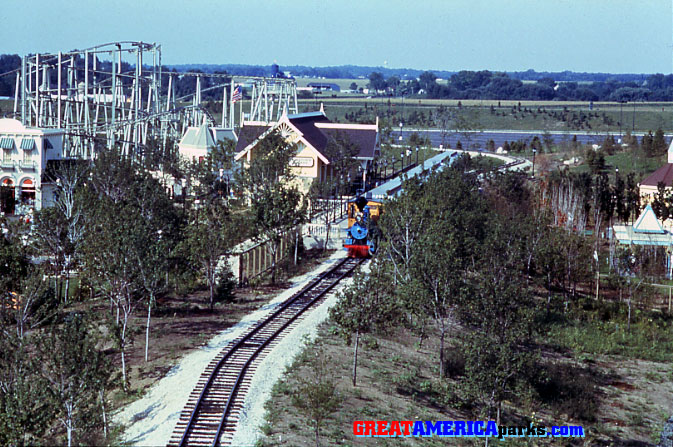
[343,196,381,258]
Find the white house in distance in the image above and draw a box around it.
[0,118,64,216]
[177,122,238,162]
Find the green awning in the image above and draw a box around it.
[20,138,35,150]
[0,138,14,149]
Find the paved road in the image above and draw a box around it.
[392,129,673,151]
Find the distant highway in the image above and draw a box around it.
[391,129,673,150]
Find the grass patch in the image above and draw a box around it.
[545,312,673,362]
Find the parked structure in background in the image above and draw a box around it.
[307,82,341,93]
[234,108,379,194]
[4,42,297,161]
[0,118,64,215]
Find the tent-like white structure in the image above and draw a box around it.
[613,205,671,246]
[613,204,673,277]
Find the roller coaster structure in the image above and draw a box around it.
[5,41,297,159]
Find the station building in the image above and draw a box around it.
[639,140,673,202]
[0,118,65,216]
[234,109,379,194]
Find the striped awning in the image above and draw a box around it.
[0,137,14,149]
[20,138,35,150]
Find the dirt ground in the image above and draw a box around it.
[259,320,673,447]
[105,249,334,412]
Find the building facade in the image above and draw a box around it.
[0,118,64,216]
[234,109,379,195]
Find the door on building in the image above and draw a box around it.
[20,178,35,206]
[0,178,15,215]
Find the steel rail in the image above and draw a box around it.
[173,257,363,447]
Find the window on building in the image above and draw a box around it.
[23,150,33,163]
[2,149,10,162]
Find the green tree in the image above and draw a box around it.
[291,346,341,447]
[653,127,667,156]
[330,261,397,386]
[38,315,111,447]
[651,181,670,220]
[322,131,361,190]
[0,333,51,447]
[461,224,536,425]
[418,71,437,91]
[367,72,386,92]
[184,198,237,309]
[238,131,308,284]
[641,130,654,156]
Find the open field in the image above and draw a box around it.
[4,97,671,133]
[305,99,673,133]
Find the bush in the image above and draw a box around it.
[533,362,598,422]
[214,266,236,304]
[443,346,466,378]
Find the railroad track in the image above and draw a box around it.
[168,256,364,447]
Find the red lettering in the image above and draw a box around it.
[389,421,403,437]
[400,420,414,436]
[364,420,376,436]
[377,421,388,436]
[353,421,364,436]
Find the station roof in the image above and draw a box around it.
[640,163,673,187]
[365,151,459,200]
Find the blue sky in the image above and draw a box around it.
[2,0,671,73]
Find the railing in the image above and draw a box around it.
[19,161,36,170]
[1,160,14,169]
[309,196,351,223]
[231,229,298,287]
[303,223,343,239]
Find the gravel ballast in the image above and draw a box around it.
[116,250,353,446]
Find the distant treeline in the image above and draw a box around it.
[0,53,669,101]
[372,70,673,102]
[166,63,653,84]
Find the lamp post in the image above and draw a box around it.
[181,178,187,213]
[619,101,624,140]
[400,152,404,170]
[416,146,419,165]
[399,121,403,142]
[532,149,536,178]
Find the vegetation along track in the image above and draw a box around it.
[168,256,364,447]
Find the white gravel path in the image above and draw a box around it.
[115,249,354,446]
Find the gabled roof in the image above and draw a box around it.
[234,110,379,164]
[317,124,378,159]
[633,204,666,234]
[640,163,673,187]
[235,123,271,154]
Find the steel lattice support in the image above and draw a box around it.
[10,41,299,159]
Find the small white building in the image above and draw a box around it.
[0,118,65,216]
[177,122,237,162]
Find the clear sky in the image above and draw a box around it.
[2,0,671,73]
